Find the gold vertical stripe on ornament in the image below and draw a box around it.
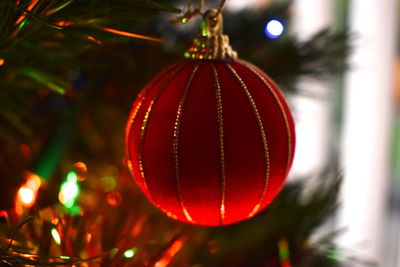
[239,60,292,173]
[225,63,270,217]
[126,97,145,144]
[139,62,187,202]
[127,62,180,141]
[212,63,226,224]
[126,64,179,175]
[125,97,145,173]
[173,64,200,223]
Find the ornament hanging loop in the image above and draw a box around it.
[184,9,237,60]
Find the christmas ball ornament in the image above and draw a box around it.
[125,10,295,226]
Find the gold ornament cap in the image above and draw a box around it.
[184,9,237,60]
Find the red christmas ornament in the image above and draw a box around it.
[125,10,295,226]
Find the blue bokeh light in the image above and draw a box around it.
[264,19,284,39]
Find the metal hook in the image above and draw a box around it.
[216,0,227,16]
[184,8,237,60]
[172,0,227,24]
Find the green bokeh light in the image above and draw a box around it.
[123,248,136,258]
[59,171,81,214]
[51,228,61,245]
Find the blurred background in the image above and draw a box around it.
[0,0,398,266]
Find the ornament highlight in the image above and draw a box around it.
[126,10,295,226]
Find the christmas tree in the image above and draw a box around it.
[0,0,353,266]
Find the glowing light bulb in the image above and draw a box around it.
[18,187,34,205]
[265,19,284,39]
[58,171,80,209]
[15,172,42,215]
[51,228,61,245]
[124,248,136,258]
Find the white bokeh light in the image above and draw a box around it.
[265,20,284,38]
[18,187,34,205]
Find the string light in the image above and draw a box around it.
[18,188,34,205]
[58,171,80,209]
[15,172,41,213]
[123,248,136,258]
[51,228,61,245]
[265,19,284,39]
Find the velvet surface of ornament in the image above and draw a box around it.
[125,10,295,226]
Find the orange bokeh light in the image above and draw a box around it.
[74,161,88,181]
[18,187,34,205]
[15,172,42,214]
